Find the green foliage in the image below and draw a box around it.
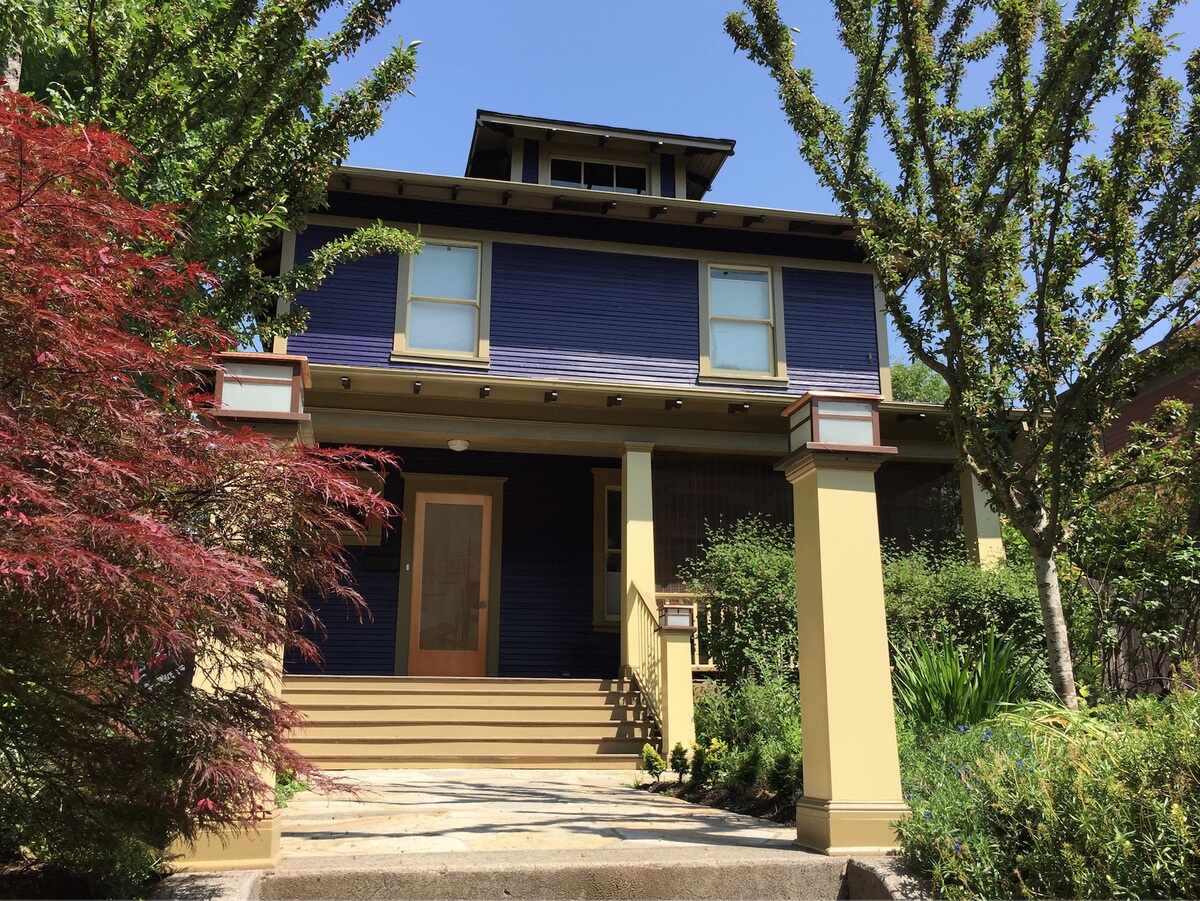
[679,517,796,681]
[16,0,423,342]
[669,743,689,783]
[692,670,803,794]
[274,771,309,809]
[641,744,666,782]
[1067,399,1200,697]
[891,360,949,404]
[897,691,1200,899]
[892,634,1041,727]
[884,547,1047,684]
[727,0,1200,707]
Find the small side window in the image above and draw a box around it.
[592,469,622,628]
[701,263,784,381]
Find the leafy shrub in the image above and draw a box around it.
[892,633,1041,727]
[275,771,310,809]
[898,690,1200,899]
[669,744,689,783]
[679,517,796,681]
[693,670,802,792]
[884,546,1048,685]
[641,744,666,781]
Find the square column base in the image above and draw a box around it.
[169,812,280,872]
[794,797,910,856]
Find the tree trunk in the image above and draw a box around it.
[1032,550,1078,708]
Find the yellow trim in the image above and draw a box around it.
[959,470,1006,567]
[698,261,789,384]
[784,451,908,853]
[270,230,297,355]
[620,443,656,671]
[392,236,492,366]
[310,406,787,459]
[509,138,524,183]
[591,468,622,631]
[873,275,891,400]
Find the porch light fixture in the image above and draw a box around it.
[782,391,884,453]
[479,385,492,399]
[665,398,683,411]
[545,390,559,403]
[728,402,751,414]
[413,381,423,395]
[340,376,352,390]
[212,352,309,420]
[607,395,623,407]
[660,605,695,631]
[447,439,470,453]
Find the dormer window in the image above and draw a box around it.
[550,158,647,195]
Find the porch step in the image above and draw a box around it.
[292,721,654,740]
[283,675,656,769]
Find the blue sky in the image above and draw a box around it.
[327,1,1200,360]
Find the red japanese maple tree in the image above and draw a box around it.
[0,92,394,888]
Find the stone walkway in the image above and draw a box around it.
[279,768,797,857]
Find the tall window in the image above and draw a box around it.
[704,265,779,377]
[406,240,481,355]
[591,470,622,628]
[550,158,647,195]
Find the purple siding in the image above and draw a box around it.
[659,154,676,198]
[288,227,397,366]
[522,139,539,183]
[286,448,619,678]
[289,228,881,396]
[488,243,699,386]
[783,267,881,395]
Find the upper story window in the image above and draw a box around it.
[699,263,788,383]
[550,157,648,195]
[392,237,492,366]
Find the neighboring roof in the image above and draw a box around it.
[466,109,737,201]
[332,166,856,241]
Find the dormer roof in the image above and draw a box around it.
[466,109,736,200]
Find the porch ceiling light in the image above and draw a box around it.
[447,439,470,453]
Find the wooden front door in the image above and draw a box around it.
[408,491,492,677]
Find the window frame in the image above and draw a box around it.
[591,468,622,631]
[698,261,789,385]
[391,235,492,367]
[549,156,649,196]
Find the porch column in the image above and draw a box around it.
[960,470,1005,567]
[779,392,908,855]
[620,442,656,671]
[173,352,312,872]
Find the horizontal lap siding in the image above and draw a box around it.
[286,228,881,397]
[284,448,619,678]
[489,243,699,386]
[783,268,881,395]
[288,226,396,366]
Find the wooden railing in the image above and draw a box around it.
[628,582,664,726]
[657,592,715,672]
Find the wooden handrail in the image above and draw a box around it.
[628,582,664,729]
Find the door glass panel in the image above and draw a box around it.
[418,501,483,651]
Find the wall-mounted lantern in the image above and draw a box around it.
[660,604,695,631]
[782,391,886,453]
[212,352,312,443]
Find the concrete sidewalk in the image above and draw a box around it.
[278,768,798,856]
[160,770,917,899]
